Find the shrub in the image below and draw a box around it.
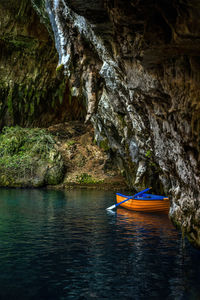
[0,126,64,186]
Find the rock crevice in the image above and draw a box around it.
[40,0,200,247]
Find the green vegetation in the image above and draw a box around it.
[145,149,158,169]
[117,113,127,128]
[66,140,76,146]
[0,126,64,187]
[99,139,110,151]
[0,76,67,125]
[76,173,104,184]
[56,64,64,73]
[145,149,152,159]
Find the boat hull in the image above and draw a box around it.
[116,194,170,213]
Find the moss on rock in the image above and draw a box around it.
[75,173,104,184]
[0,126,64,187]
[99,138,110,151]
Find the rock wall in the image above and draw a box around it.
[0,0,200,247]
[40,0,200,247]
[0,0,86,128]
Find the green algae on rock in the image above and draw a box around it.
[0,0,87,130]
[0,126,64,187]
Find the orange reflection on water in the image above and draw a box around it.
[116,208,178,239]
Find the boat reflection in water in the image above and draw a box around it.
[116,208,178,240]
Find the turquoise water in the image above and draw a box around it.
[0,188,199,299]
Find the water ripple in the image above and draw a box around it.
[0,189,199,299]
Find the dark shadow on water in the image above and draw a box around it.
[0,188,199,299]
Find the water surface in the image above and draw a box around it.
[0,188,199,299]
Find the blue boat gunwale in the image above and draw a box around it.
[116,192,168,201]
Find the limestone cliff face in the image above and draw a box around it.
[0,0,200,247]
[42,0,200,247]
[0,0,86,128]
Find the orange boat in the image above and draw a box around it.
[116,192,170,213]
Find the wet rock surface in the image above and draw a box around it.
[0,0,86,128]
[41,0,200,247]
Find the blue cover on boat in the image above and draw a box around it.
[116,192,166,201]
